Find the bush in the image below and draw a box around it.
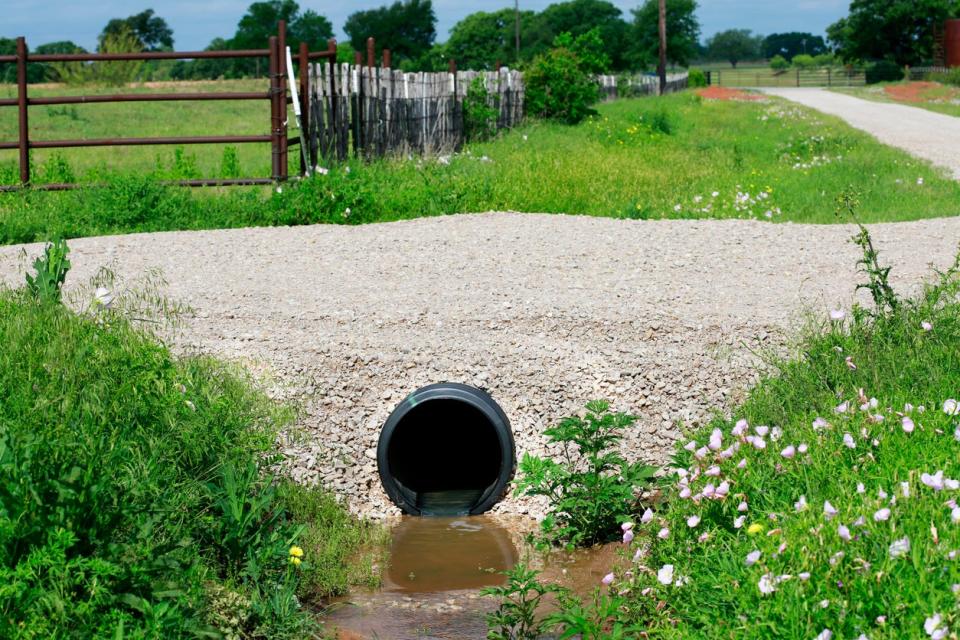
[0,253,383,638]
[515,401,655,548]
[687,67,707,87]
[866,59,904,84]
[525,47,599,125]
[769,54,790,71]
[463,77,499,142]
[929,67,960,87]
[791,54,816,69]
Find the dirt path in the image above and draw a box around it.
[3,213,958,517]
[763,88,960,179]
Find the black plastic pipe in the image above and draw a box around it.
[377,383,515,516]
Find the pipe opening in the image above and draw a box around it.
[377,383,515,516]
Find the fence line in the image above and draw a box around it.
[710,68,866,88]
[309,65,689,161]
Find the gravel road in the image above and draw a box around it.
[764,88,960,179]
[3,213,958,518]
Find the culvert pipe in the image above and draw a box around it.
[377,383,515,516]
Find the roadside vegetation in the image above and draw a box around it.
[3,90,959,244]
[0,243,385,639]
[486,196,960,638]
[833,76,960,119]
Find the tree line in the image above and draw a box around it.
[2,0,955,84]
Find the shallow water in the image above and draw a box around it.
[325,515,620,640]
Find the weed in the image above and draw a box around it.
[515,401,655,548]
[24,238,70,304]
[482,563,566,640]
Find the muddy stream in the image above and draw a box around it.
[323,515,619,639]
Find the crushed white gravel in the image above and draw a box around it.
[2,213,959,518]
[763,88,960,179]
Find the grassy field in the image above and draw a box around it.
[833,81,960,119]
[1,87,959,245]
[0,79,280,179]
[707,67,865,88]
[0,256,386,639]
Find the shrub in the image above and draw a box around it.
[525,47,599,125]
[463,77,499,142]
[515,401,655,548]
[866,59,904,84]
[928,67,960,87]
[553,28,611,75]
[791,53,816,69]
[687,67,707,87]
[769,54,790,71]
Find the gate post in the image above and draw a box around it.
[278,21,288,181]
[299,41,310,175]
[16,37,29,186]
[269,35,280,181]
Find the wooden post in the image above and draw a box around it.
[299,41,310,175]
[328,39,338,161]
[366,37,375,68]
[354,51,363,65]
[16,37,29,185]
[657,0,667,95]
[269,35,280,181]
[383,49,391,69]
[278,20,288,181]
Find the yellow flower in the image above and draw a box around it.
[747,523,764,535]
[289,545,304,558]
[289,556,302,566]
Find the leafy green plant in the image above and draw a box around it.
[769,54,790,71]
[687,67,708,87]
[482,563,566,640]
[866,59,904,84]
[525,47,599,125]
[25,238,70,304]
[220,145,242,179]
[547,589,647,639]
[464,77,499,142]
[40,152,76,184]
[835,186,899,315]
[515,401,655,548]
[553,28,611,75]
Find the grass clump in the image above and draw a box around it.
[0,250,383,638]
[584,225,960,637]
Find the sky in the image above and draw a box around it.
[3,0,850,52]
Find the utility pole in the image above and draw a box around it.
[658,0,667,94]
[515,0,521,63]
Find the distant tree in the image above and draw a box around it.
[628,0,700,69]
[0,38,18,84]
[445,8,537,70]
[706,29,761,67]
[554,28,612,74]
[31,41,87,82]
[769,54,789,70]
[528,0,630,69]
[101,9,174,51]
[229,1,333,76]
[344,0,436,66]
[762,32,826,61]
[826,0,960,65]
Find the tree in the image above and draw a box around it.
[628,0,700,69]
[826,0,960,65]
[444,8,537,70]
[101,9,174,51]
[528,0,630,69]
[0,38,17,84]
[344,0,436,65]
[762,32,826,61]
[706,29,761,67]
[229,1,333,76]
[31,41,87,82]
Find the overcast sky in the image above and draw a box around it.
[4,0,850,51]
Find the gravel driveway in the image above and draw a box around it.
[764,88,960,179]
[3,213,958,518]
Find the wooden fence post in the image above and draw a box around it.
[299,41,310,175]
[327,39,338,162]
[366,37,375,68]
[16,37,29,186]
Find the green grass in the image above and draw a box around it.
[2,89,959,245]
[600,237,960,638]
[0,79,277,178]
[833,82,960,119]
[0,264,384,638]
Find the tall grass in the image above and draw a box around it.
[0,265,383,638]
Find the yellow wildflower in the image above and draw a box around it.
[747,523,764,535]
[289,545,304,558]
[289,556,302,566]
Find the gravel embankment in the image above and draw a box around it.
[763,88,960,179]
[3,213,958,518]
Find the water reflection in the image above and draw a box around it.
[384,516,519,593]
